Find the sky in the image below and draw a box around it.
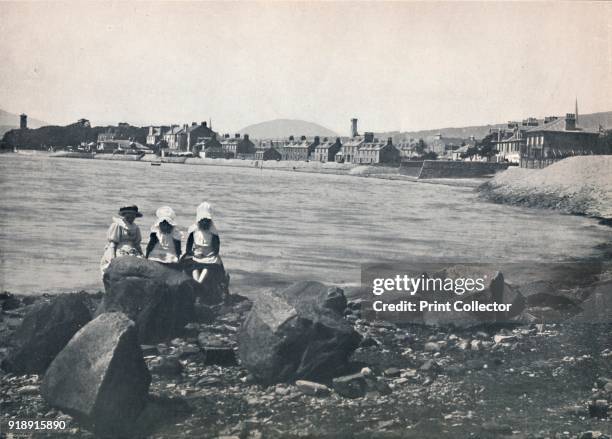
[0,1,611,135]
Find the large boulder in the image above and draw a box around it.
[420,266,525,328]
[98,257,196,343]
[41,312,151,437]
[2,294,91,374]
[238,281,361,385]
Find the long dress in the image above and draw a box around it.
[100,216,142,275]
[147,226,182,264]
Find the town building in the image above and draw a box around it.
[282,135,320,161]
[312,138,342,162]
[493,118,539,163]
[219,133,257,159]
[521,113,600,168]
[354,137,400,164]
[337,133,369,163]
[163,121,215,152]
[197,134,224,158]
[146,126,169,146]
[255,144,282,161]
[97,139,150,153]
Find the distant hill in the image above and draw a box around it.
[0,109,48,136]
[390,111,612,141]
[238,119,338,139]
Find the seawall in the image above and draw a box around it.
[478,156,612,220]
[416,160,509,179]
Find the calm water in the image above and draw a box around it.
[0,154,609,296]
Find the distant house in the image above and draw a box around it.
[282,136,320,161]
[255,145,282,161]
[219,133,255,159]
[199,134,224,158]
[146,126,169,146]
[521,113,600,168]
[255,140,283,161]
[163,122,215,152]
[163,125,184,150]
[338,133,370,163]
[355,137,400,164]
[493,118,539,164]
[313,138,342,162]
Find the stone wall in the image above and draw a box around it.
[398,161,424,177]
[418,160,509,179]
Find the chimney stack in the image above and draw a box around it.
[235,133,241,139]
[20,114,27,130]
[364,132,374,143]
[351,118,358,137]
[387,137,393,146]
[244,134,249,141]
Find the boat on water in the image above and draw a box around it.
[151,162,162,166]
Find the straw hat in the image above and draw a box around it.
[118,205,143,218]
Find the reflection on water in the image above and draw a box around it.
[0,155,609,296]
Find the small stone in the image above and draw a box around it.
[332,373,367,398]
[470,340,482,351]
[295,380,331,397]
[383,367,401,378]
[457,340,470,350]
[424,342,440,352]
[17,385,39,395]
[360,337,379,348]
[589,400,609,418]
[420,359,441,374]
[203,346,237,366]
[140,344,159,356]
[150,356,183,376]
[494,334,518,344]
[360,367,373,376]
[481,421,512,434]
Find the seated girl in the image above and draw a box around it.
[183,202,223,283]
[145,206,182,264]
[100,205,144,275]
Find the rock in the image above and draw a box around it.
[2,294,91,374]
[383,367,401,378]
[41,312,151,437]
[295,380,331,396]
[17,385,39,395]
[420,359,441,374]
[481,421,512,434]
[238,281,361,385]
[494,334,518,344]
[332,373,367,398]
[572,280,612,323]
[589,400,609,418]
[98,257,196,344]
[359,337,379,348]
[424,342,440,352]
[203,347,237,366]
[149,356,183,376]
[140,345,159,356]
[421,266,525,327]
[0,292,21,310]
[579,431,609,439]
